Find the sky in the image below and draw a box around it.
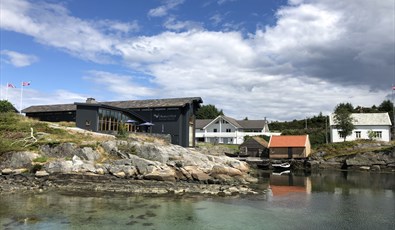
[0,0,394,121]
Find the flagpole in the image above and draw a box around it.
[20,82,24,114]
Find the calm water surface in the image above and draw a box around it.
[1,171,394,230]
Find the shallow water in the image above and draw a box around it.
[1,171,394,230]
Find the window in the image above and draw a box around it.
[213,129,217,132]
[222,120,228,124]
[338,132,346,138]
[226,128,231,132]
[355,131,361,139]
[374,131,382,139]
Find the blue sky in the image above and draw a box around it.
[1,0,394,121]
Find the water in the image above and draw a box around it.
[1,171,394,230]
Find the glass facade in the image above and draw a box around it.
[98,108,137,132]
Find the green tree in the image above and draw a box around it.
[378,100,394,124]
[196,104,224,119]
[0,100,16,113]
[334,104,355,141]
[335,102,354,113]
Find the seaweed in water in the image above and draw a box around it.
[136,214,146,219]
[148,204,161,209]
[126,220,138,225]
[145,210,157,217]
[85,210,97,213]
[142,223,154,226]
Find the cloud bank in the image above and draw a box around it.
[1,0,393,120]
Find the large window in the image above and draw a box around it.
[98,108,136,132]
[355,131,361,139]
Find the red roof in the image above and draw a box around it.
[269,135,308,148]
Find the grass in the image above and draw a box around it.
[312,139,395,160]
[32,156,48,163]
[0,112,113,155]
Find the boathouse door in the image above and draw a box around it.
[288,147,293,158]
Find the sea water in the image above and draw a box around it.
[0,171,394,230]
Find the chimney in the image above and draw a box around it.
[86,98,97,104]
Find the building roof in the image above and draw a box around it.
[240,136,269,147]
[198,115,269,130]
[22,97,203,113]
[268,135,309,148]
[195,119,212,129]
[237,120,268,129]
[103,97,203,109]
[329,113,392,126]
[23,104,76,113]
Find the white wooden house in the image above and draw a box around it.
[329,113,392,142]
[195,115,281,144]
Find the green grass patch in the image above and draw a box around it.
[33,156,48,163]
[312,140,395,160]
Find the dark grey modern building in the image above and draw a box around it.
[22,97,203,147]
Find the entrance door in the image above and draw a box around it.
[288,147,293,158]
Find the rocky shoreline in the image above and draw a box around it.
[0,139,260,195]
[0,173,259,196]
[1,137,394,196]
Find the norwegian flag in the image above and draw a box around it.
[22,81,30,86]
[7,83,16,88]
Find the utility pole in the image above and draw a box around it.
[325,115,328,144]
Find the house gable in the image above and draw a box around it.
[202,115,240,130]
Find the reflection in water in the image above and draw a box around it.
[0,171,394,230]
[269,173,312,196]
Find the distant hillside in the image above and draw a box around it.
[268,113,328,146]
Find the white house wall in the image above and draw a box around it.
[330,125,391,142]
[196,116,281,144]
[196,130,280,144]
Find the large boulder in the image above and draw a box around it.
[128,155,160,175]
[211,165,243,177]
[183,166,212,182]
[144,168,176,182]
[40,143,78,158]
[79,147,101,162]
[0,152,39,169]
[132,142,170,163]
[45,160,73,174]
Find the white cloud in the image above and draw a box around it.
[163,17,203,31]
[83,71,155,100]
[210,13,223,26]
[0,0,118,63]
[97,20,140,35]
[148,0,184,17]
[0,85,87,111]
[217,0,238,5]
[1,50,38,67]
[1,0,393,120]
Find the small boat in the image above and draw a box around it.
[271,163,291,169]
[272,170,291,176]
[224,152,238,157]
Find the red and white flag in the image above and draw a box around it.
[22,81,30,86]
[7,83,16,88]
